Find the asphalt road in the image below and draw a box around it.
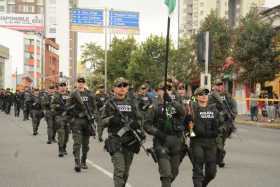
[0,111,280,187]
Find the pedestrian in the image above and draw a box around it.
[101,77,145,187]
[185,87,220,187]
[41,85,57,144]
[250,90,258,121]
[30,88,44,135]
[67,77,96,172]
[143,82,186,187]
[51,82,71,157]
[208,79,237,168]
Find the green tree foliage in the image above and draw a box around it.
[233,8,280,85]
[171,37,200,83]
[199,11,232,79]
[80,42,104,72]
[107,37,137,85]
[127,35,167,88]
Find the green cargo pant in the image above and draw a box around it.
[111,148,134,187]
[71,118,91,160]
[56,116,70,149]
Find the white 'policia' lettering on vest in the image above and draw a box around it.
[117,105,132,112]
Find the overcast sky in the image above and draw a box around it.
[77,0,280,57]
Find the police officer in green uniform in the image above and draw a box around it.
[30,88,44,135]
[68,77,96,172]
[184,87,220,187]
[41,85,57,144]
[51,82,71,157]
[101,77,145,187]
[4,88,13,114]
[208,79,237,168]
[95,84,108,142]
[14,89,22,117]
[143,83,186,187]
[136,83,153,128]
[23,87,33,121]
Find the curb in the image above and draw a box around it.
[236,120,280,129]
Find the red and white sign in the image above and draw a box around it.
[0,14,44,32]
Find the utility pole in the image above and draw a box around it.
[104,7,108,93]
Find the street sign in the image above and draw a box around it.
[109,10,139,34]
[70,8,104,33]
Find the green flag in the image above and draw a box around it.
[165,0,176,15]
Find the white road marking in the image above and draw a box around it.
[87,159,133,187]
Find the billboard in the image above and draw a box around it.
[70,8,104,33]
[0,14,44,32]
[109,10,139,34]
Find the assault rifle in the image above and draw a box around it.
[73,90,96,137]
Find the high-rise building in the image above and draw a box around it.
[179,0,265,38]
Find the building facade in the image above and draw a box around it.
[0,44,9,88]
[44,38,59,88]
[6,0,44,14]
[0,27,25,90]
[179,0,265,38]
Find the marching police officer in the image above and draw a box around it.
[101,77,145,187]
[67,77,96,172]
[51,82,71,157]
[30,88,44,135]
[41,85,57,144]
[23,87,33,121]
[208,79,237,168]
[14,89,22,117]
[95,84,109,142]
[184,87,220,187]
[0,88,5,111]
[143,83,186,187]
[4,88,13,114]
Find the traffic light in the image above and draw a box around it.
[196,32,212,64]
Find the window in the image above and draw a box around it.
[27,5,35,13]
[200,2,204,7]
[0,6,4,12]
[200,11,204,15]
[7,5,15,13]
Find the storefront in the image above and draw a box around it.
[0,45,9,88]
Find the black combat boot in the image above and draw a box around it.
[63,145,67,155]
[74,159,81,172]
[81,155,88,169]
[58,147,64,157]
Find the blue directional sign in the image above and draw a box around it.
[109,10,139,28]
[71,8,104,26]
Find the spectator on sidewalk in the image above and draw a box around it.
[273,92,279,119]
[250,90,258,121]
[266,90,276,123]
[258,91,267,122]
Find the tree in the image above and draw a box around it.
[233,8,280,86]
[80,42,104,72]
[170,37,200,83]
[107,37,137,85]
[127,35,168,88]
[199,11,232,79]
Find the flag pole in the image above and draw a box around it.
[163,16,171,116]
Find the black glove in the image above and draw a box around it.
[109,114,122,125]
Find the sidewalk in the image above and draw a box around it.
[235,114,280,129]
